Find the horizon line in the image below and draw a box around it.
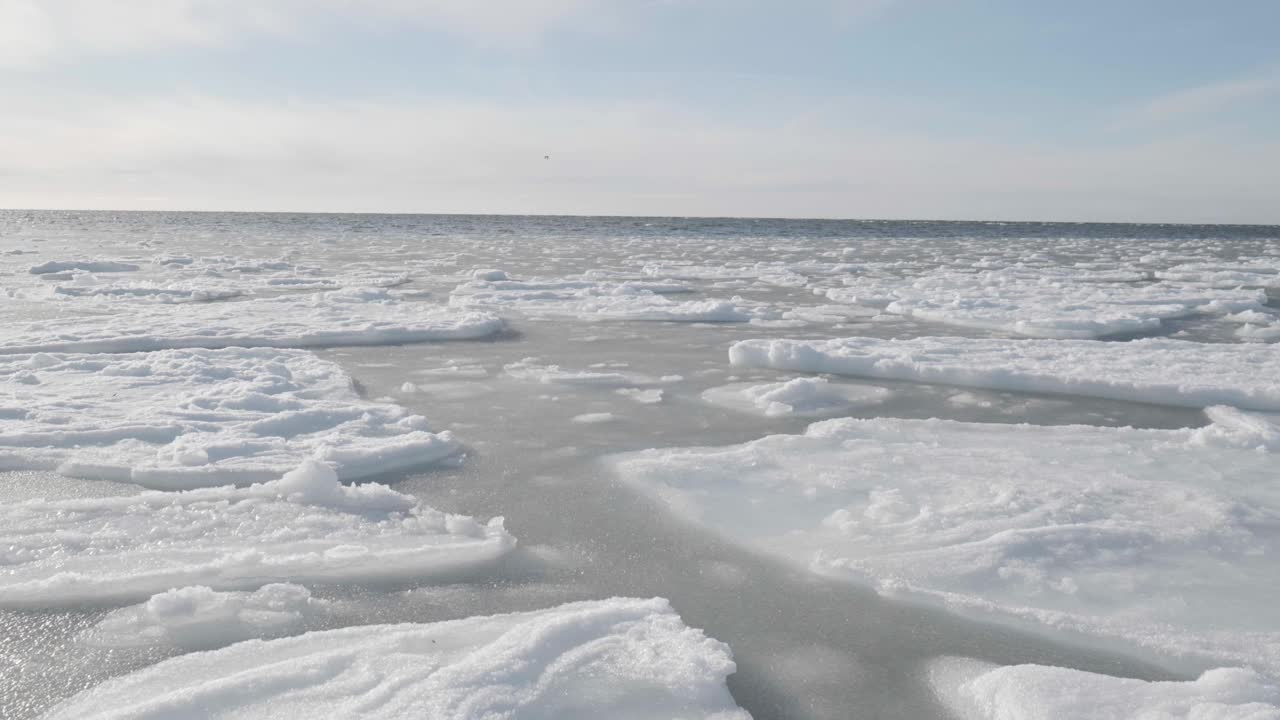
[3,207,1279,229]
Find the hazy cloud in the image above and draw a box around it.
[0,0,609,67]
[2,91,1276,222]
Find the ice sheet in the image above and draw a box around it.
[730,336,1280,410]
[0,460,514,607]
[0,288,503,354]
[44,598,750,720]
[450,274,763,322]
[701,378,891,417]
[0,348,462,488]
[611,410,1280,672]
[83,584,323,650]
[928,657,1280,720]
[824,268,1266,338]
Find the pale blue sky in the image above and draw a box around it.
[2,1,1277,223]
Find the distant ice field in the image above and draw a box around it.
[2,211,1278,719]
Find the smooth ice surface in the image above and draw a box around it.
[702,378,892,417]
[824,267,1266,338]
[0,288,502,354]
[0,348,461,488]
[0,460,514,607]
[83,584,323,650]
[730,336,1280,410]
[611,410,1280,672]
[928,657,1280,720]
[45,598,750,720]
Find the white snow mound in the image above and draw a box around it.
[45,597,750,720]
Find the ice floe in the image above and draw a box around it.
[44,598,749,720]
[0,348,461,488]
[29,260,141,275]
[730,336,1280,410]
[824,268,1266,338]
[451,273,764,322]
[611,411,1280,671]
[928,657,1280,720]
[503,357,677,388]
[702,377,891,417]
[0,288,503,354]
[83,584,323,650]
[0,460,514,608]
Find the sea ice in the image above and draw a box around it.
[823,268,1266,338]
[29,260,141,275]
[44,598,750,720]
[503,357,673,387]
[702,377,891,417]
[730,336,1280,410]
[451,274,763,322]
[617,388,665,404]
[83,584,323,650]
[611,410,1280,672]
[0,288,503,354]
[0,460,514,607]
[0,348,462,488]
[928,657,1280,720]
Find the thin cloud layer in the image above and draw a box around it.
[3,92,1276,222]
[0,0,607,67]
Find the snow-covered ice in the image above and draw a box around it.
[928,657,1280,720]
[504,357,675,387]
[0,460,514,607]
[730,336,1280,410]
[5,211,1280,719]
[0,348,462,488]
[611,409,1280,672]
[823,268,1267,338]
[45,598,750,720]
[0,288,503,354]
[451,273,764,322]
[702,377,891,417]
[83,584,323,650]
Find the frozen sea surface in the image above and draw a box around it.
[2,211,1279,719]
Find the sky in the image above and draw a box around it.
[1,0,1278,223]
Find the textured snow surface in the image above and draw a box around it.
[450,273,764,322]
[0,460,514,607]
[825,268,1266,338]
[730,336,1280,410]
[0,288,503,354]
[0,348,462,488]
[504,357,677,387]
[702,377,891,417]
[929,657,1280,720]
[45,597,750,720]
[611,410,1280,671]
[83,584,323,650]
